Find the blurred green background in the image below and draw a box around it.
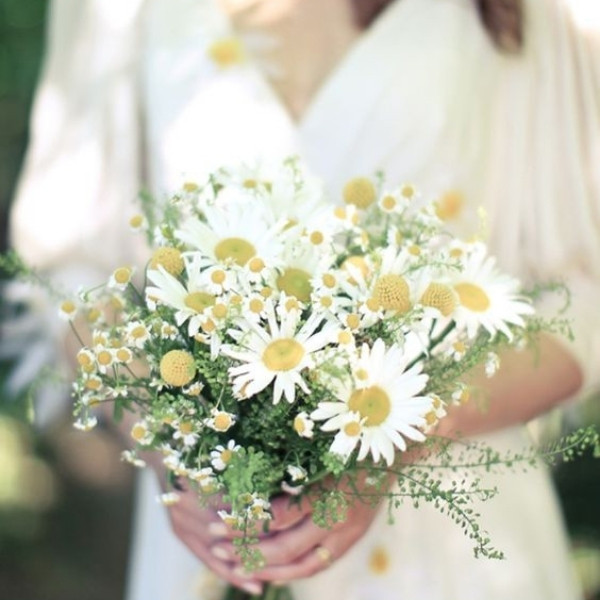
[0,2,599,599]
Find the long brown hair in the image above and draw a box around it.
[351,0,523,52]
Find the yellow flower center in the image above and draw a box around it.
[129,214,144,228]
[86,308,102,323]
[113,267,132,285]
[220,449,233,464]
[208,37,245,67]
[334,206,347,219]
[322,273,336,288]
[320,296,333,308]
[243,178,257,188]
[61,300,77,315]
[212,304,228,319]
[285,298,300,312]
[348,386,391,426]
[202,319,217,333]
[248,257,265,273]
[293,415,306,434]
[77,350,93,368]
[214,237,256,266]
[343,177,377,209]
[408,245,421,256]
[381,195,397,211]
[214,413,233,431]
[338,331,353,345]
[420,283,456,317]
[249,298,264,314]
[179,422,193,435]
[131,423,147,442]
[116,348,133,362]
[184,292,216,313]
[260,286,273,298]
[263,338,305,372]
[454,282,490,312]
[401,184,415,199]
[374,274,411,313]
[435,190,463,221]
[85,377,102,391]
[344,421,361,437]
[130,325,147,339]
[346,314,360,329]
[183,182,199,192]
[276,268,313,302]
[309,231,324,245]
[97,350,113,366]
[211,270,226,284]
[150,247,184,276]
[160,350,196,387]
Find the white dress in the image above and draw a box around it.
[8,0,600,599]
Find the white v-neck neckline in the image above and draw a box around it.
[234,0,415,132]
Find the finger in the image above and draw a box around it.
[266,494,312,532]
[211,513,325,567]
[254,523,361,583]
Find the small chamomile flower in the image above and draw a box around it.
[58,299,78,321]
[121,450,146,469]
[125,321,152,348]
[128,214,146,232]
[204,408,236,432]
[293,412,314,438]
[130,421,154,446]
[172,420,200,447]
[73,416,98,431]
[109,266,134,290]
[210,440,240,471]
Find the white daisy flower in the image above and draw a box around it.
[224,303,336,404]
[58,299,78,321]
[311,339,433,466]
[108,266,134,290]
[146,265,216,337]
[125,321,152,348]
[450,243,534,340]
[204,408,237,432]
[293,411,315,438]
[177,197,283,268]
[210,440,240,471]
[172,420,200,447]
[485,352,501,377]
[286,465,307,482]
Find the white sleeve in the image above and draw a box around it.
[10,0,145,275]
[3,0,145,424]
[482,0,600,396]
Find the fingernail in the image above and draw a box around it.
[207,522,229,537]
[233,566,252,579]
[211,546,231,561]
[241,583,262,595]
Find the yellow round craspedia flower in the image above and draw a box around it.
[420,283,456,317]
[150,247,184,276]
[343,177,377,209]
[160,350,196,387]
[373,274,411,313]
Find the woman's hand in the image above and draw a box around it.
[165,483,266,596]
[209,474,391,584]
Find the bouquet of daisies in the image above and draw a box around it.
[64,157,594,570]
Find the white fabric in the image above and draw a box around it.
[8,0,600,598]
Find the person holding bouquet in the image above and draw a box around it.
[6,0,600,599]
